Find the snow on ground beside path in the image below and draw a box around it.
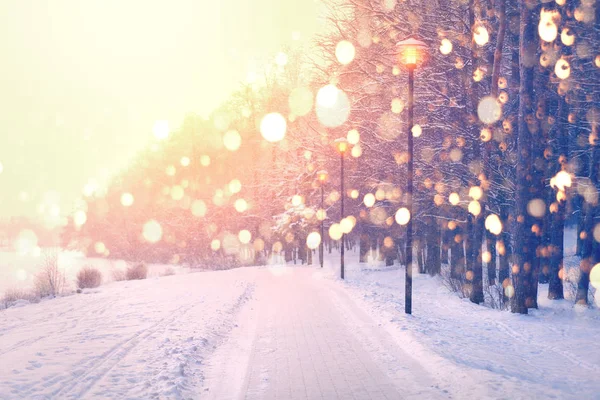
[0,249,191,297]
[2,244,599,399]
[323,249,600,400]
[0,268,255,400]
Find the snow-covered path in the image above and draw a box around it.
[203,267,445,399]
[0,270,255,399]
[2,262,599,399]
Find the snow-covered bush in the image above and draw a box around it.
[1,288,37,309]
[34,252,66,298]
[112,269,127,282]
[440,267,469,299]
[126,263,148,280]
[76,267,102,289]
[484,283,509,311]
[160,267,175,277]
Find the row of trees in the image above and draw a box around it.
[64,0,599,313]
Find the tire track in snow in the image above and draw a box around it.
[490,319,600,374]
[47,303,198,400]
[0,299,118,357]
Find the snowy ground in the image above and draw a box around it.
[0,249,189,296]
[1,249,599,399]
[0,269,254,399]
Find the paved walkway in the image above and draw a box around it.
[203,268,443,399]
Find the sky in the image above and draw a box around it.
[0,0,323,222]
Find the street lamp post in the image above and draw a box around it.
[396,37,428,315]
[317,170,328,269]
[334,138,349,280]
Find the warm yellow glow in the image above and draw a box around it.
[316,85,350,127]
[468,200,481,216]
[350,189,359,199]
[591,264,600,289]
[364,193,375,208]
[306,232,321,249]
[229,179,242,194]
[403,47,418,66]
[485,214,503,235]
[329,223,343,240]
[74,210,87,227]
[469,186,483,200]
[316,209,327,221]
[336,140,349,154]
[478,96,502,124]
[200,155,211,167]
[171,185,184,201]
[260,113,287,143]
[340,217,354,234]
[347,129,360,145]
[391,98,404,114]
[191,200,207,217]
[223,130,242,151]
[439,39,453,55]
[412,125,422,138]
[473,25,489,46]
[0,0,323,220]
[291,195,303,207]
[561,28,575,46]
[550,171,572,192]
[234,198,248,213]
[449,192,460,206]
[143,219,163,243]
[121,192,134,207]
[180,156,190,167]
[555,58,571,80]
[211,239,221,251]
[480,128,492,142]
[316,84,339,108]
[317,170,328,182]
[539,9,559,42]
[253,238,265,252]
[153,120,170,140]
[351,145,362,158]
[335,40,356,65]
[94,241,106,254]
[395,207,410,225]
[238,229,252,244]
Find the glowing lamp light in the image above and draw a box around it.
[335,137,349,154]
[317,170,328,183]
[396,37,428,69]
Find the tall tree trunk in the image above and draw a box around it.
[467,0,484,304]
[512,1,536,314]
[450,225,464,279]
[359,230,370,263]
[547,95,569,300]
[425,218,442,275]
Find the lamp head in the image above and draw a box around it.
[334,137,349,154]
[317,170,328,183]
[396,37,428,69]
